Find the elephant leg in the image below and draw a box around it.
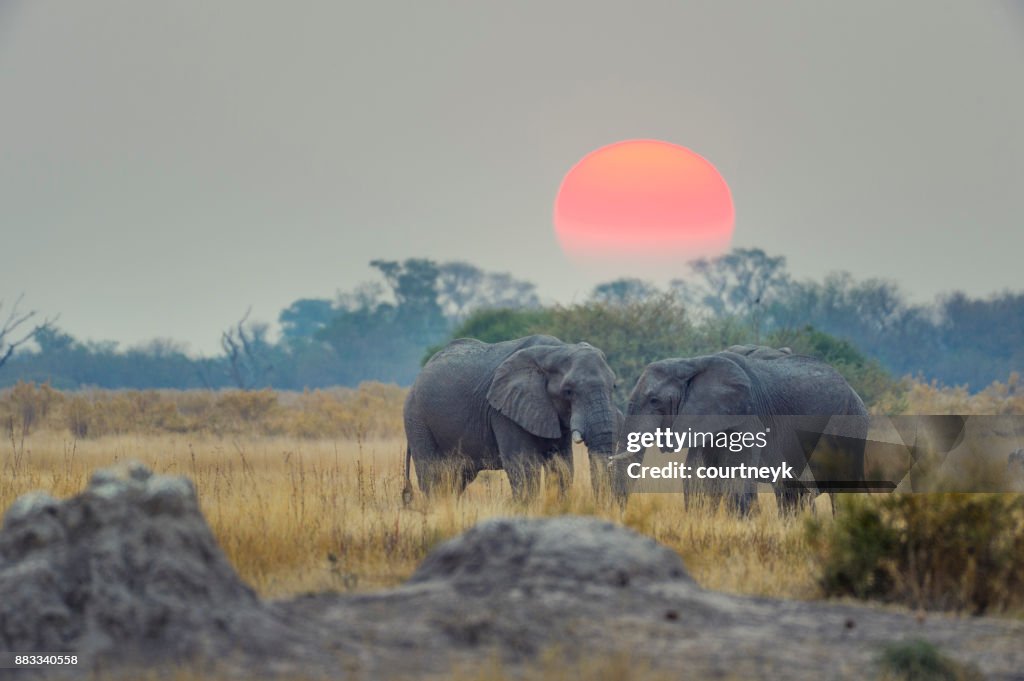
[413,457,442,496]
[775,486,811,516]
[493,418,544,502]
[417,456,477,497]
[545,449,574,498]
[729,480,756,516]
[457,466,480,495]
[588,454,612,502]
[506,457,541,501]
[406,416,446,496]
[683,448,708,512]
[407,419,473,497]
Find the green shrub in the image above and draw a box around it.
[876,639,982,681]
[431,302,906,411]
[808,494,1024,614]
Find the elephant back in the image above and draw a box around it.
[729,352,869,418]
[424,338,487,366]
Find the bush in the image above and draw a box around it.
[0,381,62,437]
[533,295,705,406]
[432,301,907,411]
[439,295,728,407]
[808,494,1024,614]
[423,307,550,364]
[876,639,982,681]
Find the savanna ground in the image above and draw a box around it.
[1,380,1023,680]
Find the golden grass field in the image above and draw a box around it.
[1,376,1022,602]
[0,430,824,601]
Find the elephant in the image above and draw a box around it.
[402,335,620,501]
[609,345,869,514]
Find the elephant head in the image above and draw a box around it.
[486,342,619,458]
[628,355,754,427]
[609,355,757,503]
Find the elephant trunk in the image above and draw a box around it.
[571,394,616,456]
[607,450,641,506]
[586,427,616,456]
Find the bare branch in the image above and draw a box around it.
[0,296,57,371]
[220,307,273,389]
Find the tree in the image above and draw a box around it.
[475,272,540,311]
[535,295,702,406]
[32,325,75,355]
[435,294,707,407]
[769,273,936,380]
[435,261,485,320]
[672,248,791,337]
[221,308,275,389]
[928,291,1024,388]
[369,258,448,345]
[422,307,551,365]
[279,298,334,340]
[591,278,659,305]
[0,296,55,371]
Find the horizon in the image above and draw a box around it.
[5,249,1022,360]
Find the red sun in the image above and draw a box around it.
[553,139,734,262]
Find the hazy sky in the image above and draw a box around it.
[1,1,1022,354]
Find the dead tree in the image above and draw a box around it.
[0,295,55,371]
[221,308,274,389]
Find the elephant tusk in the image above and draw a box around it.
[571,430,584,444]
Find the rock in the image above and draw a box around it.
[141,476,196,516]
[2,492,59,529]
[0,462,337,679]
[409,516,691,595]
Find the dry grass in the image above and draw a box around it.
[0,429,822,601]
[0,382,407,441]
[3,376,1020,601]
[905,373,1024,415]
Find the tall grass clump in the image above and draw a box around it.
[807,494,1024,614]
[876,639,983,681]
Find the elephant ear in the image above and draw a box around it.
[487,348,562,439]
[678,355,754,416]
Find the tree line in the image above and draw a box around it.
[1,249,1020,398]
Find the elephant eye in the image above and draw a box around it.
[563,388,573,398]
[649,396,661,407]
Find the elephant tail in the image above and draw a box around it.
[401,447,414,506]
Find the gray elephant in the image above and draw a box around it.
[403,335,620,501]
[610,345,869,513]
